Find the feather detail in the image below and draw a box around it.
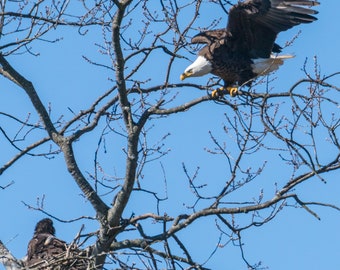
[251,55,294,75]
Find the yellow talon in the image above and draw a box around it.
[211,86,238,98]
[211,87,224,98]
[227,86,238,97]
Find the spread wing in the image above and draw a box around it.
[191,29,229,44]
[226,0,319,58]
[191,28,283,54]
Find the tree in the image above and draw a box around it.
[0,1,339,269]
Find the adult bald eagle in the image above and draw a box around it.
[25,218,88,269]
[180,0,319,97]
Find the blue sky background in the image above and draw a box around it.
[1,1,340,269]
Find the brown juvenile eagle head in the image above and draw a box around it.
[34,218,56,235]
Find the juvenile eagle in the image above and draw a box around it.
[26,218,67,267]
[25,218,89,269]
[180,0,319,97]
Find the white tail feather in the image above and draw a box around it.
[251,55,294,76]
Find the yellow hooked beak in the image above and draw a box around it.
[180,70,193,81]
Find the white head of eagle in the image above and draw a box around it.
[180,0,319,89]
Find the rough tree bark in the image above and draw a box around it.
[0,1,339,270]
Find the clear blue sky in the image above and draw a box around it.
[1,1,339,269]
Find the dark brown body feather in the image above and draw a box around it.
[25,219,90,270]
[27,233,66,265]
[198,39,255,86]
[192,0,319,86]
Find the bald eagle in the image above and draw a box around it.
[180,0,319,97]
[25,218,89,269]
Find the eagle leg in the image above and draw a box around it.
[211,87,223,98]
[227,86,238,97]
[211,86,238,98]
